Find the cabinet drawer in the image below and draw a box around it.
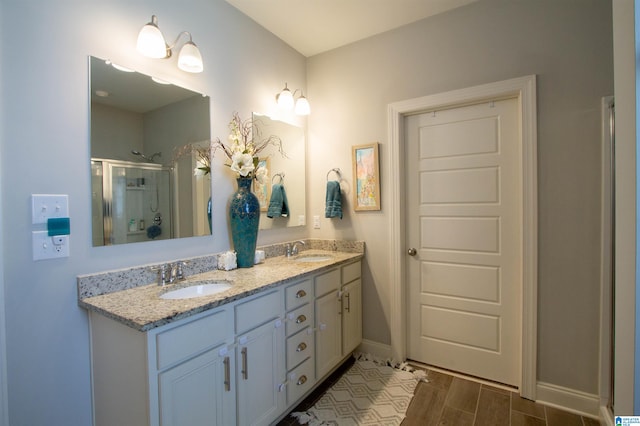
[156,308,231,370]
[286,328,314,370]
[285,279,312,310]
[287,358,315,405]
[286,303,313,336]
[342,260,361,284]
[314,268,340,297]
[235,290,282,334]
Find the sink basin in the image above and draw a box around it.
[293,255,333,262]
[160,281,232,300]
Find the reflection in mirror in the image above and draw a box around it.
[252,114,306,230]
[89,56,211,246]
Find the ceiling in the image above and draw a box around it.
[225,0,477,57]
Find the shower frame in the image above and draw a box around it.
[93,158,174,246]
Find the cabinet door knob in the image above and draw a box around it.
[296,314,307,324]
[296,342,307,352]
[297,375,308,386]
[296,289,307,298]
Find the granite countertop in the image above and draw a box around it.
[79,250,363,332]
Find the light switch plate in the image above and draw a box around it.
[31,194,69,225]
[32,231,69,261]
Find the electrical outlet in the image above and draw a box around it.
[32,231,69,261]
[313,215,320,229]
[298,215,306,226]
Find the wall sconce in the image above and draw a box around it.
[136,15,203,73]
[276,83,311,116]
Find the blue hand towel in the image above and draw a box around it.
[325,180,343,219]
[267,184,290,218]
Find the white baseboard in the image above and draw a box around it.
[536,382,600,418]
[357,339,392,359]
[600,405,614,426]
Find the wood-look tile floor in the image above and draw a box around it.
[277,359,602,426]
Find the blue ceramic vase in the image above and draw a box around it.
[229,177,260,268]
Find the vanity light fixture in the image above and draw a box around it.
[276,83,311,116]
[136,15,204,73]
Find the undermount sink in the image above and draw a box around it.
[160,281,232,300]
[293,254,333,262]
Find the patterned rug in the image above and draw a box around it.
[291,354,427,426]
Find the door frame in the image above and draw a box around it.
[387,75,538,399]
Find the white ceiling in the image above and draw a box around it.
[225,0,477,57]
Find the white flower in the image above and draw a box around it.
[230,152,255,177]
[255,166,268,185]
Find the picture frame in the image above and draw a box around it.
[254,157,271,211]
[352,143,381,211]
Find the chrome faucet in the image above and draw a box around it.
[152,261,189,286]
[287,240,306,257]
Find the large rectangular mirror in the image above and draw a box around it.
[90,56,211,246]
[252,114,306,230]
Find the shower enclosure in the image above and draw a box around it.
[92,158,173,246]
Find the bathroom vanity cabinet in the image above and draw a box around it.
[315,260,363,379]
[88,258,361,426]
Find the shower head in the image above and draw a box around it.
[131,150,161,163]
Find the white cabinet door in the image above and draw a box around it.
[342,278,362,356]
[158,346,235,426]
[315,290,341,379]
[236,320,286,426]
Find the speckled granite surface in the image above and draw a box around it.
[78,240,364,332]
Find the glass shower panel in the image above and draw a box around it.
[110,164,172,245]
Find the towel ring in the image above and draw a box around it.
[326,168,341,181]
[272,172,285,184]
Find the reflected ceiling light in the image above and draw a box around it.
[105,59,134,72]
[276,83,311,116]
[136,15,204,73]
[151,76,171,85]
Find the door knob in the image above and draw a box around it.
[407,248,417,256]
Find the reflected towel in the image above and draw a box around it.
[267,184,290,218]
[146,224,162,239]
[325,180,343,219]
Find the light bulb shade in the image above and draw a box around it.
[137,20,167,58]
[295,96,311,115]
[178,41,203,73]
[277,87,294,109]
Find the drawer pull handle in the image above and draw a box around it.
[297,375,308,386]
[296,289,307,299]
[223,356,231,391]
[296,342,307,352]
[241,347,248,380]
[296,314,307,324]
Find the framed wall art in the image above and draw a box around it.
[352,143,381,211]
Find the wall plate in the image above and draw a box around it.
[32,231,69,260]
[31,194,69,225]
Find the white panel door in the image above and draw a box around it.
[406,98,522,387]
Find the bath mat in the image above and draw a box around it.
[291,354,427,426]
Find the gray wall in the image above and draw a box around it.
[306,0,613,394]
[0,0,306,424]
